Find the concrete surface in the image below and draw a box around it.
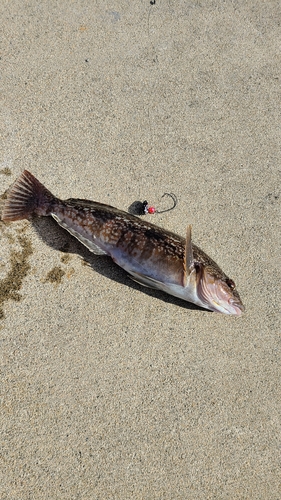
[0,1,280,498]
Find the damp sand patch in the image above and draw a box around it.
[0,231,33,319]
[43,266,65,284]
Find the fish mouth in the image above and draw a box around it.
[211,298,245,316]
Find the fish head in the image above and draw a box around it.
[194,263,245,316]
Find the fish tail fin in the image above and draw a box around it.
[1,170,56,221]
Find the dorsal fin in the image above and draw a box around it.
[183,225,193,287]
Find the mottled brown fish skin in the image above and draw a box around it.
[65,198,227,274]
[52,198,186,284]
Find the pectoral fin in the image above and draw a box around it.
[182,225,194,287]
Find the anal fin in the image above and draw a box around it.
[51,213,107,255]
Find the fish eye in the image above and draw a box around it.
[226,278,236,290]
[194,262,201,273]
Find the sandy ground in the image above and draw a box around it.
[0,1,280,498]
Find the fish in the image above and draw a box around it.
[1,170,244,315]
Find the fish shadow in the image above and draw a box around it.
[32,217,208,313]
